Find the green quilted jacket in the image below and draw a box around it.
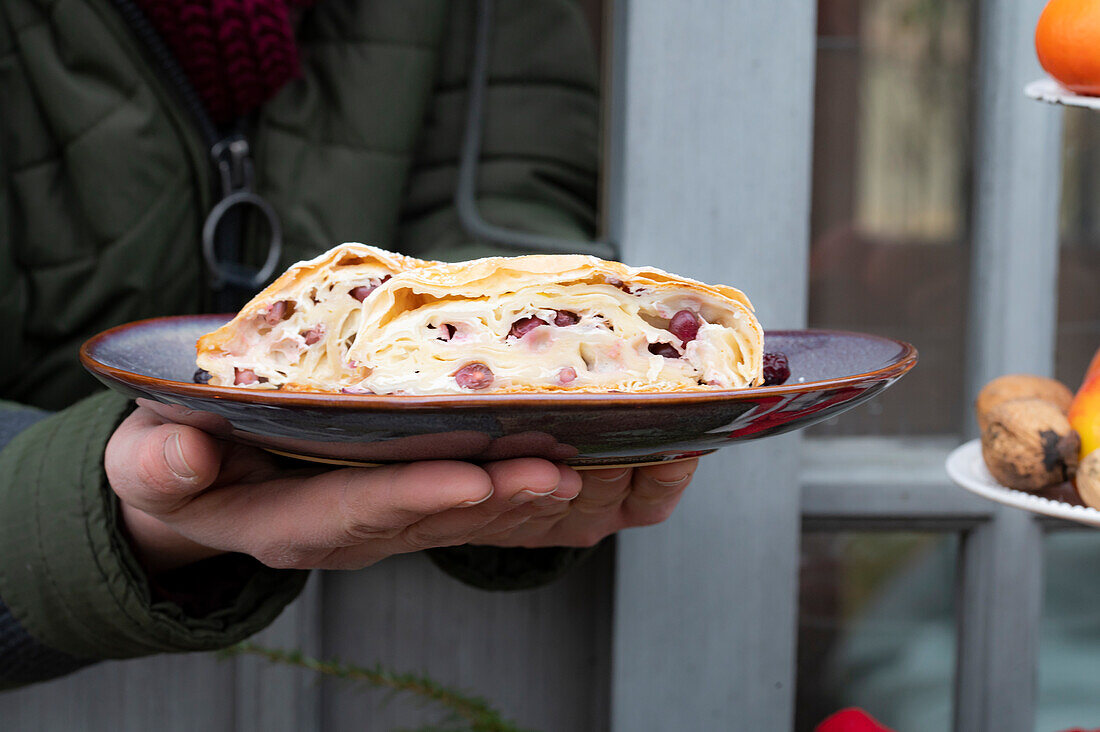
[0,0,601,688]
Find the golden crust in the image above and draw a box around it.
[399,252,751,307]
[196,243,764,395]
[197,243,431,355]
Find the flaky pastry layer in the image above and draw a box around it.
[195,243,764,394]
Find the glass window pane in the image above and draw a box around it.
[810,0,974,437]
[1044,86,1100,732]
[1037,531,1100,731]
[797,532,958,732]
[1055,108,1100,389]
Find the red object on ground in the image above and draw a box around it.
[815,708,895,732]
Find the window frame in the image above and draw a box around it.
[606,0,1063,729]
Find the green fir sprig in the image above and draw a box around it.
[219,642,532,732]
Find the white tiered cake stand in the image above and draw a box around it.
[947,77,1100,526]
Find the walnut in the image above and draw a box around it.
[976,374,1073,431]
[981,398,1080,491]
[1076,450,1100,510]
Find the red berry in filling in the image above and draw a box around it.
[349,284,376,302]
[669,309,701,342]
[234,368,259,385]
[648,342,681,359]
[762,352,790,386]
[301,324,325,345]
[266,300,295,324]
[509,316,547,339]
[554,310,580,326]
[558,367,577,384]
[264,300,292,325]
[454,362,494,390]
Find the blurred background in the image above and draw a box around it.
[798,0,1100,729]
[807,0,1100,437]
[4,1,1095,730]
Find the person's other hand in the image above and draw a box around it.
[106,403,696,574]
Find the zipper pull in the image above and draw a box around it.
[212,135,254,196]
[202,134,283,294]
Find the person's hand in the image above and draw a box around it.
[106,402,697,574]
[465,461,697,548]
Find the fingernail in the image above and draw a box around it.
[653,473,690,487]
[458,491,494,507]
[510,488,556,504]
[529,492,576,508]
[164,433,196,479]
[590,469,629,482]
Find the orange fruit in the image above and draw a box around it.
[1070,345,1100,458]
[1036,0,1100,96]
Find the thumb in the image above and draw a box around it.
[106,407,224,515]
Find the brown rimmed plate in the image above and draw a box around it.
[80,315,917,468]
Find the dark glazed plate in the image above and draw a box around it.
[80,315,917,468]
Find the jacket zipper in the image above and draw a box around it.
[106,0,279,310]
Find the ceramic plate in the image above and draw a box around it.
[81,315,917,468]
[1025,77,1100,111]
[946,439,1100,527]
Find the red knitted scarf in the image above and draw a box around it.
[135,0,317,123]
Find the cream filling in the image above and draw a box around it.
[199,275,760,394]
